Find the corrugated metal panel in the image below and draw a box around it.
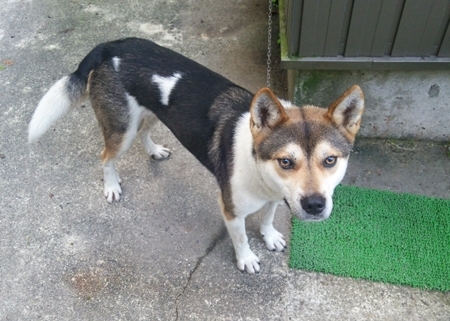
[290,0,353,57]
[439,22,450,57]
[298,0,333,57]
[345,0,383,57]
[370,0,404,56]
[323,0,353,56]
[281,0,450,70]
[391,0,450,57]
[285,0,303,56]
[418,0,450,56]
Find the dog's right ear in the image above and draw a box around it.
[250,88,288,136]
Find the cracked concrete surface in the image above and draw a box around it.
[174,227,228,321]
[0,0,449,320]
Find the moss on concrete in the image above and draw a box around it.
[294,70,353,107]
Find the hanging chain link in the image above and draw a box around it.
[267,0,273,88]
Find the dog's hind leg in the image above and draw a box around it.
[89,63,147,202]
[101,146,124,203]
[140,112,171,160]
[92,92,141,203]
[99,117,139,203]
[260,202,287,252]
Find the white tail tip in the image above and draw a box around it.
[28,76,72,143]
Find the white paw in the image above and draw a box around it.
[261,225,286,252]
[104,180,122,203]
[150,144,171,160]
[236,250,261,274]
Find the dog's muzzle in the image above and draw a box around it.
[297,194,328,221]
[301,194,326,215]
[285,195,329,221]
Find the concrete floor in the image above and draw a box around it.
[0,0,449,320]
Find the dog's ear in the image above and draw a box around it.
[250,88,288,136]
[326,85,364,139]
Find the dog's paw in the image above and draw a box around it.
[150,144,171,160]
[104,181,122,203]
[261,225,287,252]
[237,251,261,274]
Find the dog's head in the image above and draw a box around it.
[250,86,364,221]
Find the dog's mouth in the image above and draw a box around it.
[283,198,291,209]
[298,214,329,222]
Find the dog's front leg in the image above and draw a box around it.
[225,215,261,274]
[260,202,286,252]
[219,194,260,274]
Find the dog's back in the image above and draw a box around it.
[30,38,253,173]
[100,39,253,170]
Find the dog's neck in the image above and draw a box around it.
[229,113,283,214]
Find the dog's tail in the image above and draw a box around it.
[28,44,107,143]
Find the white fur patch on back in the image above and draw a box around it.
[151,72,182,106]
[112,56,120,72]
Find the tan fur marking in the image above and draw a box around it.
[301,165,322,194]
[86,70,94,94]
[286,106,327,124]
[303,143,345,193]
[279,103,337,137]
[251,129,268,147]
[100,140,122,163]
[95,116,126,163]
[218,192,236,221]
[272,145,304,173]
[219,193,236,221]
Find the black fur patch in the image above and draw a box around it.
[72,38,254,188]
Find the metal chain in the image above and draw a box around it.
[267,0,273,88]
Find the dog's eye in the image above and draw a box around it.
[324,156,337,167]
[278,158,293,169]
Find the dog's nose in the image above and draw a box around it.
[301,194,326,215]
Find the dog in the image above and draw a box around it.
[28,38,364,273]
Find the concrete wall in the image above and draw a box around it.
[290,70,450,142]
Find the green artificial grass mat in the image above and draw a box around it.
[289,185,450,291]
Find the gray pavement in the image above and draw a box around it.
[0,0,449,320]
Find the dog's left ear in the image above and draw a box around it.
[250,88,288,136]
[326,85,364,138]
